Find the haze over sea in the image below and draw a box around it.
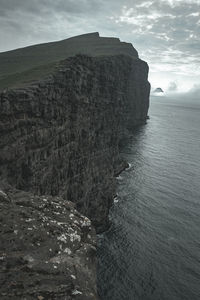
[98,95,200,300]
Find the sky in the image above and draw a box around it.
[0,0,200,95]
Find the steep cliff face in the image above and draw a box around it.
[0,54,150,232]
[0,33,150,299]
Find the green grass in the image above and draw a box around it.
[0,62,58,90]
[0,32,138,90]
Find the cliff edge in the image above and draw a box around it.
[0,33,150,299]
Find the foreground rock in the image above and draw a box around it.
[0,186,98,300]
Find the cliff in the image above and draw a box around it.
[0,33,150,299]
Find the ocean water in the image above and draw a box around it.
[97,96,200,300]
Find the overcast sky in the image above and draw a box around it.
[0,0,200,93]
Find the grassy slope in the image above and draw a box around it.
[0,32,138,90]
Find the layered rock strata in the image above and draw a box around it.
[0,54,150,232]
[0,33,150,299]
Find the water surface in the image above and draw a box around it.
[98,96,200,300]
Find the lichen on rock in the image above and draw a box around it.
[0,186,97,299]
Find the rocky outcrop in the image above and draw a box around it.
[0,185,98,300]
[153,87,164,93]
[0,33,150,299]
[0,54,150,232]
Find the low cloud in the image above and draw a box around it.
[185,84,200,99]
[168,81,178,91]
[171,83,200,100]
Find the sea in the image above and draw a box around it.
[97,96,200,300]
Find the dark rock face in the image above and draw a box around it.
[0,54,150,232]
[0,186,98,300]
[0,33,150,299]
[153,87,164,93]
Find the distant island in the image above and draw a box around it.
[153,87,164,93]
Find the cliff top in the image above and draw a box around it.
[0,32,138,90]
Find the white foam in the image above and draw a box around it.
[126,163,132,170]
[114,198,119,203]
[114,195,119,203]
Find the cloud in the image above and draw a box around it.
[0,0,199,91]
[166,83,200,100]
[109,1,200,83]
[168,81,178,91]
[184,84,200,99]
[0,0,115,51]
